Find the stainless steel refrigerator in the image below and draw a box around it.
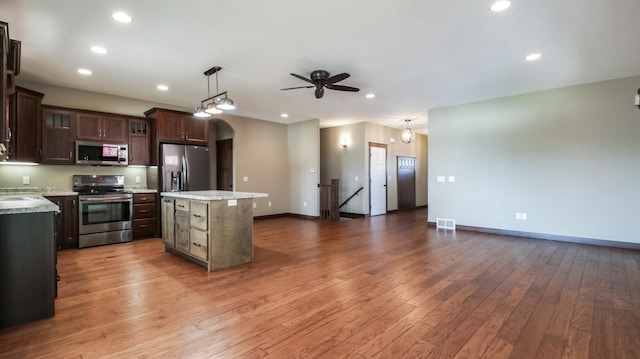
[160,144,211,192]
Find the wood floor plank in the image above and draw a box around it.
[1,209,639,358]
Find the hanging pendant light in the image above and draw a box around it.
[205,102,223,114]
[193,107,211,118]
[400,119,416,144]
[216,96,236,110]
[193,65,236,118]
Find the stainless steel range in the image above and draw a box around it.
[73,175,132,248]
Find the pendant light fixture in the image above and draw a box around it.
[400,119,416,144]
[193,66,236,118]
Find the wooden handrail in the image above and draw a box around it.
[339,186,364,209]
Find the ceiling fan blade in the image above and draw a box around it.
[280,85,315,91]
[325,73,350,85]
[315,86,324,99]
[290,73,315,84]
[326,84,360,92]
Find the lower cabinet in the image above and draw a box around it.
[132,193,157,239]
[172,199,209,259]
[162,197,175,248]
[45,195,79,250]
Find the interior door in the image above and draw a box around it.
[369,143,387,216]
[216,139,233,191]
[397,156,416,211]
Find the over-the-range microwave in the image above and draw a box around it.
[76,141,128,166]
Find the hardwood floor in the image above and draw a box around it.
[1,208,640,358]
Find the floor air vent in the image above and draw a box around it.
[436,218,456,230]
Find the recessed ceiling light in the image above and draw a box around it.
[281,113,289,118]
[157,84,169,91]
[526,53,542,61]
[77,68,92,75]
[112,12,132,23]
[366,93,375,99]
[490,1,512,12]
[91,46,108,54]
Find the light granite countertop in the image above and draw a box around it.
[0,194,60,215]
[161,190,268,201]
[0,187,78,196]
[125,188,158,194]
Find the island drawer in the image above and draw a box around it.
[175,199,189,212]
[190,229,208,261]
[190,201,208,230]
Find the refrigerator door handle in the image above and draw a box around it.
[181,155,188,191]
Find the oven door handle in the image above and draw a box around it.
[81,196,131,202]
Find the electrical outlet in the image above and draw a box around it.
[303,202,307,207]
[22,176,30,185]
[268,201,272,207]
[253,203,256,208]
[135,176,141,184]
[243,176,248,182]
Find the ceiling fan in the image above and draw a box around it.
[280,70,360,99]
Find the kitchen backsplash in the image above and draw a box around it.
[0,164,156,189]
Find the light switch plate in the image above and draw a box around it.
[228,199,237,207]
[243,176,248,182]
[22,176,30,185]
[437,176,445,182]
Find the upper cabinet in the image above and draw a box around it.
[76,112,127,142]
[1,22,9,155]
[1,22,21,160]
[7,86,44,162]
[145,108,208,145]
[129,118,150,165]
[41,106,76,164]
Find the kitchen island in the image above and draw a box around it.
[161,190,268,272]
[0,195,59,328]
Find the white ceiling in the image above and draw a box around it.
[2,0,640,134]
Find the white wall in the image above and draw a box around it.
[288,119,320,216]
[428,75,640,244]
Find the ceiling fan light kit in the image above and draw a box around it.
[281,70,360,99]
[400,119,416,144]
[193,66,236,118]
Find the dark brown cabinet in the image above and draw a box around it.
[42,107,76,164]
[133,193,157,239]
[76,112,127,142]
[145,108,208,145]
[7,86,43,162]
[1,22,10,153]
[181,116,208,144]
[129,119,150,165]
[45,195,79,250]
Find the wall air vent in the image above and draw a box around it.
[436,218,456,230]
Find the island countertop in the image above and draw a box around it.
[161,190,268,201]
[0,195,60,215]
